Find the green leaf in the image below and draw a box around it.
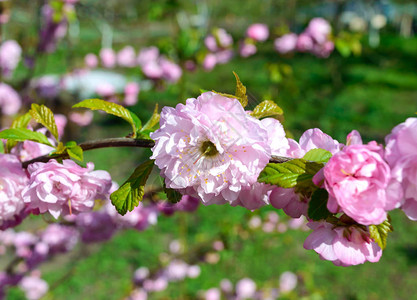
[303,149,332,163]
[30,104,59,141]
[258,159,324,189]
[0,128,53,146]
[7,113,33,152]
[0,141,4,154]
[129,110,142,133]
[110,160,154,215]
[163,181,182,204]
[251,100,284,119]
[73,99,139,135]
[308,189,332,221]
[141,104,160,132]
[67,145,83,161]
[369,218,394,250]
[233,71,248,107]
[65,141,77,147]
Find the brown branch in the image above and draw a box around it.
[21,137,293,168]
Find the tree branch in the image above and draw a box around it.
[21,137,293,168]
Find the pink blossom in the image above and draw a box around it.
[312,40,334,58]
[137,47,159,67]
[13,136,55,162]
[215,49,234,64]
[0,83,22,115]
[142,61,163,79]
[204,35,218,52]
[19,273,49,300]
[76,211,116,243]
[106,201,158,231]
[150,92,271,205]
[202,54,217,71]
[274,34,298,54]
[261,118,289,156]
[324,142,401,225]
[215,28,233,48]
[246,23,269,42]
[160,58,182,83]
[269,187,308,218]
[32,75,60,99]
[54,114,67,138]
[187,265,201,278]
[279,271,297,293]
[99,48,116,68]
[220,278,233,293]
[205,288,221,300]
[124,82,140,106]
[117,46,137,67]
[164,259,189,281]
[22,159,112,219]
[304,221,382,266]
[0,154,28,228]
[143,276,168,292]
[133,267,150,284]
[69,110,94,126]
[385,118,417,220]
[41,224,78,253]
[95,82,116,97]
[306,18,332,44]
[84,53,98,68]
[296,33,314,52]
[249,215,262,229]
[239,42,257,58]
[0,40,21,77]
[236,278,257,299]
[232,182,273,210]
[129,289,148,300]
[174,195,200,212]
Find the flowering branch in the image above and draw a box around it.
[21,137,293,168]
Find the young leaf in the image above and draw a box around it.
[7,113,33,152]
[0,141,4,154]
[308,189,332,221]
[67,145,83,161]
[141,104,160,132]
[0,128,53,146]
[258,159,324,189]
[233,71,248,107]
[251,100,284,119]
[73,99,140,136]
[110,160,154,215]
[129,110,142,134]
[369,218,394,250]
[30,104,59,141]
[303,149,332,163]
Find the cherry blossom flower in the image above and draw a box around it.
[0,154,29,228]
[274,34,298,54]
[22,160,112,219]
[385,118,417,220]
[246,23,269,42]
[84,53,98,68]
[304,221,382,266]
[236,278,257,299]
[151,92,271,205]
[99,48,116,68]
[19,273,49,300]
[117,46,136,67]
[306,18,332,44]
[0,40,21,77]
[0,83,22,115]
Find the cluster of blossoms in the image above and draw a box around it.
[200,272,297,300]
[202,28,234,71]
[85,45,182,84]
[274,18,334,58]
[0,40,21,78]
[151,90,417,266]
[239,23,269,58]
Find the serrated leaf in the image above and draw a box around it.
[30,104,59,141]
[67,145,83,161]
[163,181,182,204]
[141,104,160,132]
[7,113,33,152]
[110,160,154,215]
[73,99,139,136]
[258,159,324,189]
[251,100,284,119]
[303,149,332,163]
[233,71,248,107]
[308,189,332,221]
[369,218,393,250]
[0,128,53,146]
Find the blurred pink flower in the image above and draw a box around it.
[124,82,140,106]
[205,288,221,300]
[296,33,314,52]
[202,53,217,71]
[306,18,332,44]
[150,92,271,205]
[236,278,257,299]
[117,46,137,67]
[84,53,98,68]
[269,187,308,218]
[215,49,234,64]
[99,48,116,68]
[385,118,417,220]
[142,61,163,79]
[246,23,269,42]
[95,82,116,97]
[204,35,218,52]
[69,110,94,126]
[274,34,298,54]
[19,273,49,300]
[0,40,21,77]
[137,47,159,66]
[279,271,297,293]
[0,83,22,115]
[41,224,78,253]
[160,58,182,83]
[54,114,67,138]
[76,211,116,243]
[304,221,382,266]
[239,42,257,58]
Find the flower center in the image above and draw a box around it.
[200,141,219,157]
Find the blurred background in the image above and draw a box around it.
[1,0,417,299]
